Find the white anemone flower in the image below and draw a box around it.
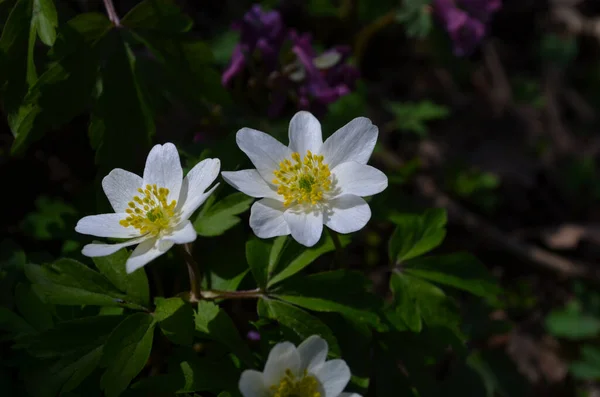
[222,111,387,247]
[239,335,361,397]
[75,143,220,273]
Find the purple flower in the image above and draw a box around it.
[222,5,286,86]
[247,330,261,341]
[432,0,501,56]
[222,5,359,117]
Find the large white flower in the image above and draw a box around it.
[75,143,220,273]
[239,335,361,397]
[222,111,387,247]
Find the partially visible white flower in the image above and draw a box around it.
[75,143,220,273]
[222,111,387,247]
[239,335,361,397]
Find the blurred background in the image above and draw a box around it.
[2,0,600,396]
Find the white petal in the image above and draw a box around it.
[324,195,371,234]
[125,238,174,273]
[75,214,141,238]
[143,143,183,203]
[102,169,143,213]
[283,207,323,247]
[263,342,301,386]
[288,111,323,154]
[331,162,388,198]
[319,117,378,169]
[236,127,292,181]
[177,158,220,219]
[297,335,328,373]
[249,199,290,238]
[222,169,279,199]
[164,220,197,244]
[81,236,149,257]
[312,359,351,397]
[238,370,269,397]
[179,184,218,222]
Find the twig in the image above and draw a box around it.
[180,244,202,302]
[374,149,600,281]
[102,0,121,27]
[200,289,264,300]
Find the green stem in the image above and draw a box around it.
[180,244,202,302]
[327,228,346,268]
[200,289,264,300]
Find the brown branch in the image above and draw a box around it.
[374,149,600,281]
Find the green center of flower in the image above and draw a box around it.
[271,369,321,397]
[119,184,178,236]
[272,151,332,207]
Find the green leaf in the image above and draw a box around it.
[246,237,271,289]
[131,347,239,393]
[194,301,254,367]
[25,259,146,310]
[89,29,154,173]
[93,248,150,306]
[267,234,346,288]
[121,0,193,32]
[154,297,194,346]
[100,313,156,397]
[390,272,462,335]
[21,196,77,240]
[9,16,108,154]
[546,307,600,340]
[0,307,35,335]
[194,192,253,237]
[386,100,449,136]
[258,298,340,356]
[273,270,382,326]
[14,282,53,331]
[404,253,500,299]
[570,345,600,380]
[388,208,447,264]
[33,0,57,46]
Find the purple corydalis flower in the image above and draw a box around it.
[433,0,501,56]
[222,5,286,86]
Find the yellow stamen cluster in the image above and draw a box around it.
[119,184,177,236]
[272,151,331,207]
[271,369,321,397]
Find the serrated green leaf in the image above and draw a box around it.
[121,0,193,32]
[258,298,340,356]
[404,253,500,299]
[386,100,449,136]
[21,196,77,240]
[154,297,194,345]
[389,272,422,332]
[388,208,447,264]
[93,248,150,306]
[33,0,57,46]
[273,270,382,326]
[14,282,53,331]
[194,192,253,236]
[267,234,346,287]
[100,313,156,397]
[195,301,254,367]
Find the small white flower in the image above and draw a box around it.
[239,335,361,397]
[75,143,220,273]
[222,111,387,247]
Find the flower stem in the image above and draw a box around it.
[200,289,264,300]
[180,244,202,302]
[102,0,121,26]
[327,228,346,268]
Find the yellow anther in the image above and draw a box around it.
[119,184,178,236]
[272,151,332,207]
[270,369,321,397]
